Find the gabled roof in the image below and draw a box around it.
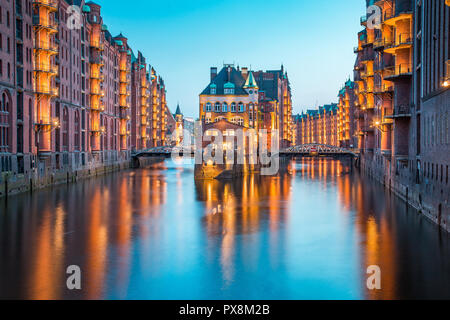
[200,66,248,96]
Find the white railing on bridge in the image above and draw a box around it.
[282,143,354,155]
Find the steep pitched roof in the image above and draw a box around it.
[243,71,259,89]
[175,104,182,115]
[200,66,248,95]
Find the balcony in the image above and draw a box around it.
[90,56,104,65]
[384,33,413,53]
[34,62,58,74]
[384,64,412,80]
[34,39,58,53]
[361,69,374,78]
[32,0,58,11]
[384,11,413,26]
[34,84,58,96]
[374,83,394,94]
[385,104,412,119]
[91,103,104,112]
[361,52,375,62]
[32,16,58,32]
[91,88,104,96]
[90,41,104,51]
[90,73,104,81]
[119,110,129,120]
[373,37,394,50]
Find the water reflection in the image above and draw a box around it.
[0,158,449,299]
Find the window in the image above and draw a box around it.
[0,92,10,152]
[62,107,68,150]
[206,102,212,112]
[205,117,211,124]
[238,103,245,112]
[215,102,220,112]
[74,111,80,150]
[7,11,10,28]
[210,86,216,94]
[232,117,244,126]
[231,103,236,112]
[222,103,228,113]
[224,88,234,95]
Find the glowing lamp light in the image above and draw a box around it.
[375,121,381,126]
[443,80,450,88]
[51,117,59,128]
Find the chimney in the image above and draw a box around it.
[241,67,248,77]
[210,67,217,81]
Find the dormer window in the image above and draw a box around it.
[210,84,217,95]
[224,82,235,95]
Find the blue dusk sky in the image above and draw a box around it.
[95,0,366,118]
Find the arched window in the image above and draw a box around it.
[74,111,80,151]
[0,92,11,153]
[222,102,228,113]
[214,102,220,112]
[62,107,68,151]
[231,103,236,112]
[238,102,245,112]
[206,102,212,112]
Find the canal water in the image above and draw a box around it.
[0,158,449,300]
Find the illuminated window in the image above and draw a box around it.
[231,117,244,126]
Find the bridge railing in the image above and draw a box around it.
[281,144,354,155]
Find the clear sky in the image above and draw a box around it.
[95,0,366,118]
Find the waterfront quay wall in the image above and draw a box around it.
[0,151,164,198]
[360,152,449,233]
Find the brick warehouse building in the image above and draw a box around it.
[0,0,170,195]
[294,103,339,146]
[293,0,449,231]
[355,0,450,231]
